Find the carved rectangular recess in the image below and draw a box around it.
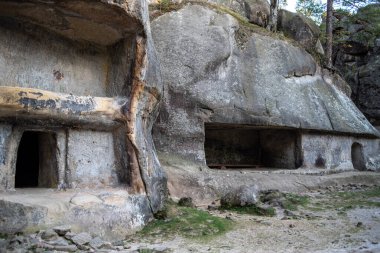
[204,123,302,170]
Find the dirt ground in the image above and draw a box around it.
[127,184,380,253]
[2,173,380,253]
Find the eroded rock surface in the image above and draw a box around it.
[277,9,323,53]
[151,4,379,164]
[0,0,166,237]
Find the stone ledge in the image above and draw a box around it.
[0,86,127,130]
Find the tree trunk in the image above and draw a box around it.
[326,0,333,69]
[267,0,279,32]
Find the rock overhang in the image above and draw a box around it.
[151,4,380,139]
[0,0,145,46]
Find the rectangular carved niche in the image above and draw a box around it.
[204,123,302,169]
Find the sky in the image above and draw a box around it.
[283,0,327,12]
[284,0,297,12]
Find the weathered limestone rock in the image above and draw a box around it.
[41,229,59,241]
[149,0,269,28]
[245,0,270,27]
[0,200,48,234]
[152,4,378,161]
[221,185,259,207]
[0,0,166,238]
[69,193,103,207]
[0,190,154,240]
[209,0,270,27]
[71,232,92,247]
[278,9,322,53]
[53,225,71,236]
[321,69,352,97]
[151,3,380,201]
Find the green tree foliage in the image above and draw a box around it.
[296,0,379,68]
[337,3,380,47]
[280,0,289,8]
[336,0,380,11]
[296,0,380,23]
[296,0,325,23]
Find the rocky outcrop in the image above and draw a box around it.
[151,4,378,165]
[210,0,270,27]
[334,4,380,129]
[149,0,270,28]
[278,9,324,54]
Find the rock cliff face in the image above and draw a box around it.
[152,4,379,164]
[0,0,166,238]
[334,4,380,129]
[150,3,380,202]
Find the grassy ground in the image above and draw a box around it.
[220,205,276,216]
[311,186,380,212]
[137,202,233,240]
[130,186,380,252]
[282,193,310,211]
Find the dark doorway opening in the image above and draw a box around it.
[15,131,58,188]
[351,142,366,171]
[204,124,302,169]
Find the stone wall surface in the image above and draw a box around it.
[67,130,119,188]
[301,133,380,171]
[151,4,379,165]
[0,0,166,236]
[0,190,153,240]
[0,124,14,189]
[0,26,110,97]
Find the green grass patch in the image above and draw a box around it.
[307,186,380,212]
[328,187,380,211]
[138,249,155,253]
[357,187,380,198]
[220,205,276,216]
[282,193,310,211]
[139,205,232,240]
[0,233,8,239]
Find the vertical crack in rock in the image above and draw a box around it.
[126,36,148,196]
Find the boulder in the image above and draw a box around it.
[153,0,270,28]
[206,0,270,27]
[71,232,92,247]
[221,185,259,207]
[0,200,47,234]
[209,0,248,18]
[41,229,58,241]
[245,0,270,27]
[53,225,71,236]
[278,9,321,52]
